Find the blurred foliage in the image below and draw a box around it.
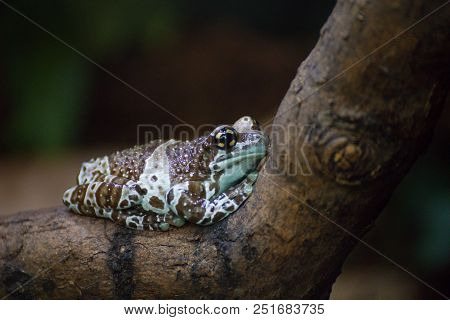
[388,148,450,272]
[4,48,89,151]
[0,0,334,152]
[0,0,186,152]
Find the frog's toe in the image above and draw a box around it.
[247,171,259,183]
[158,222,170,231]
[243,183,253,195]
[172,216,186,227]
[164,212,186,228]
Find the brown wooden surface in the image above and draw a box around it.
[1,0,449,299]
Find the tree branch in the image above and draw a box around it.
[1,0,449,299]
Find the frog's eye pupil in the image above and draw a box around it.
[214,127,238,150]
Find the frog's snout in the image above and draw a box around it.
[233,116,260,132]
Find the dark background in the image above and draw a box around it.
[0,0,448,299]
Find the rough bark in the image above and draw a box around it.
[1,0,449,299]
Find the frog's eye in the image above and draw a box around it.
[213,126,238,150]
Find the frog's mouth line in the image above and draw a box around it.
[214,150,268,167]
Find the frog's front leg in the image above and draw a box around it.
[63,174,147,212]
[167,172,258,225]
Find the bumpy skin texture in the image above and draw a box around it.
[63,116,269,231]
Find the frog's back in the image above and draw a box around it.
[108,140,166,181]
[77,139,166,184]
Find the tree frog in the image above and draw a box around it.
[62,116,269,231]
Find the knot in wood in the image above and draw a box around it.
[309,115,388,186]
[333,143,362,170]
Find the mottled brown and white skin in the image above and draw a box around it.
[63,116,269,231]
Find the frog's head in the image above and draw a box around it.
[208,116,269,192]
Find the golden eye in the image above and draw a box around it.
[213,126,238,150]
